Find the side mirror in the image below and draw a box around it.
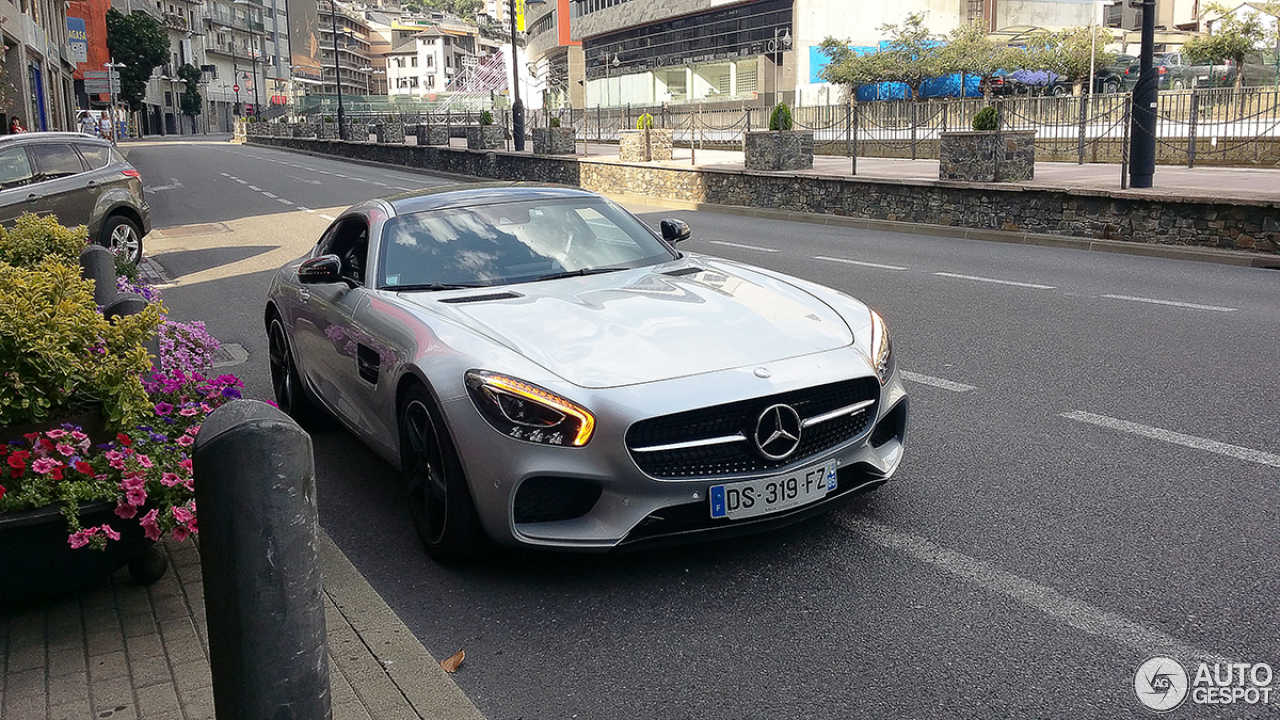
[660,218,691,244]
[298,255,342,284]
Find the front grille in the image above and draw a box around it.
[626,378,880,479]
[513,477,602,524]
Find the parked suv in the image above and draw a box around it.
[1124,53,1196,90]
[0,132,149,263]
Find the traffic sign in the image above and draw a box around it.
[233,83,240,92]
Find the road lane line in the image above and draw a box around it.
[709,240,779,253]
[838,517,1231,663]
[901,371,977,393]
[262,192,277,198]
[248,185,262,191]
[814,256,909,271]
[234,179,247,184]
[277,198,293,205]
[1061,411,1280,468]
[319,214,336,221]
[934,272,1055,289]
[297,206,314,213]
[1101,294,1237,313]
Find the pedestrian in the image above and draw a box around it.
[9,117,25,134]
[80,113,97,136]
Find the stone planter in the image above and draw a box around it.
[417,124,450,145]
[374,121,405,144]
[744,130,814,171]
[292,123,313,138]
[0,501,166,605]
[618,128,673,162]
[532,127,576,155]
[466,125,505,150]
[317,122,339,140]
[939,130,1036,182]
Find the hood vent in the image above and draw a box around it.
[440,291,523,304]
[663,267,703,277]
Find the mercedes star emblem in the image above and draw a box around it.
[753,403,802,460]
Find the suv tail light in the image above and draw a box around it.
[121,169,141,179]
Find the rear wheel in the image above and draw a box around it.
[100,215,143,266]
[1104,80,1120,94]
[399,384,487,562]
[267,314,324,424]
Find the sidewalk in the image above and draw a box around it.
[0,532,486,720]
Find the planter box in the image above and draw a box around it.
[0,502,163,605]
[374,121,405,144]
[619,129,673,162]
[466,125,506,150]
[317,122,339,140]
[292,123,313,138]
[417,124,450,145]
[744,130,814,171]
[532,127,576,155]
[939,130,1036,182]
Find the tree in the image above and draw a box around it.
[820,13,943,100]
[106,9,170,113]
[178,64,203,129]
[1184,2,1270,89]
[937,21,1005,97]
[1011,26,1115,94]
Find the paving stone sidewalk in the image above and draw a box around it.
[0,533,486,720]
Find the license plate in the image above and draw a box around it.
[709,460,838,520]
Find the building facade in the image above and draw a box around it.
[526,0,583,108]
[4,0,79,131]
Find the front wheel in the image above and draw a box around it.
[100,215,143,266]
[267,315,325,424]
[1104,80,1120,95]
[399,385,487,563]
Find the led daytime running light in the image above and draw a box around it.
[481,374,595,446]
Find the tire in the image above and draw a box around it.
[267,314,326,425]
[1050,84,1065,97]
[1105,80,1119,95]
[399,384,487,563]
[1173,79,1185,91]
[100,214,143,266]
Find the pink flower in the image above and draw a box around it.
[115,500,138,519]
[160,472,181,487]
[179,406,199,417]
[179,459,193,473]
[176,435,194,447]
[136,454,153,468]
[171,525,191,542]
[56,443,75,457]
[31,457,59,474]
[67,527,98,548]
[45,429,67,439]
[101,524,120,541]
[140,509,161,541]
[69,431,87,442]
[172,506,193,524]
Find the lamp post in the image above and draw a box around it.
[328,0,347,140]
[507,0,545,151]
[768,27,792,105]
[232,0,263,118]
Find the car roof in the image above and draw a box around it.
[0,131,106,145]
[380,182,602,216]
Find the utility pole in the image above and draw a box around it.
[1128,0,1158,188]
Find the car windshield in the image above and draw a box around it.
[377,197,676,290]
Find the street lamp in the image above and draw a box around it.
[768,27,792,105]
[508,0,545,151]
[327,0,348,140]
[232,0,263,118]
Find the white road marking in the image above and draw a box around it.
[709,240,779,253]
[1061,411,1280,468]
[319,214,336,221]
[286,175,322,185]
[934,272,1055,290]
[839,517,1231,663]
[814,255,909,271]
[248,185,262,191]
[394,186,412,191]
[334,174,348,178]
[146,180,183,192]
[262,192,277,198]
[297,206,315,213]
[901,371,977,393]
[1101,294,1237,313]
[234,178,247,184]
[219,172,230,177]
[277,198,293,205]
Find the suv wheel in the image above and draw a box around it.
[101,215,143,265]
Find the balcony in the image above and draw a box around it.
[162,12,189,31]
[204,10,264,34]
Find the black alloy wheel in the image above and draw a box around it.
[268,316,321,422]
[399,385,486,562]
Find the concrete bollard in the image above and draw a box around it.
[79,245,118,306]
[102,292,149,321]
[193,400,331,720]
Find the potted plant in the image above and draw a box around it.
[0,215,243,603]
[532,115,576,156]
[374,114,405,144]
[939,104,1036,182]
[744,102,814,171]
[416,120,450,146]
[618,113,674,162]
[466,110,505,150]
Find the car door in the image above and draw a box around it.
[289,215,375,430]
[25,142,93,228]
[0,145,41,226]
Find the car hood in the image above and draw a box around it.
[402,260,858,388]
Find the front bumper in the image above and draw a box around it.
[446,346,908,551]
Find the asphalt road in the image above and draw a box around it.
[126,137,1280,720]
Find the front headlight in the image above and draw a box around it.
[465,370,595,447]
[870,310,893,384]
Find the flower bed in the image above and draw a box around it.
[0,214,242,596]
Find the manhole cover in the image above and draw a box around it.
[212,343,248,368]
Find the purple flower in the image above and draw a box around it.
[154,401,174,416]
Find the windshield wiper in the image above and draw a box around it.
[386,282,486,292]
[526,267,627,283]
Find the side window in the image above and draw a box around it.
[77,144,111,170]
[0,147,35,189]
[318,217,370,286]
[30,144,86,180]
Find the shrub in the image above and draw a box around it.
[0,260,161,429]
[973,106,999,131]
[636,113,654,130]
[479,110,494,126]
[769,102,793,131]
[0,213,88,268]
[549,117,561,128]
[323,115,335,123]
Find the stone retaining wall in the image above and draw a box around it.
[248,136,1279,254]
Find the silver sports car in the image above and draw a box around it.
[264,184,907,562]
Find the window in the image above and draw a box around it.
[411,56,417,67]
[0,147,34,189]
[318,217,370,286]
[426,55,434,68]
[76,144,111,170]
[30,144,85,180]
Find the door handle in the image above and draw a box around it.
[25,193,40,203]
[299,288,311,303]
[86,180,98,189]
